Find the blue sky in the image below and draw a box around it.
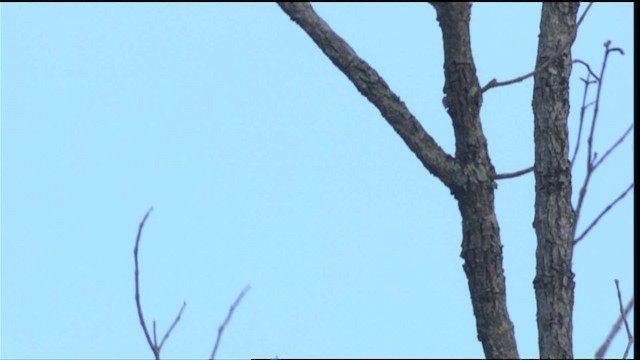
[1,3,634,359]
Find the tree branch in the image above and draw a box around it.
[210,285,251,360]
[592,123,634,171]
[573,41,626,243]
[278,2,461,191]
[494,166,534,180]
[481,2,593,93]
[134,207,161,360]
[134,208,187,360]
[595,281,635,359]
[573,183,634,245]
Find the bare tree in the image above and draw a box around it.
[278,2,632,358]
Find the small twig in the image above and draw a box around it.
[159,302,187,350]
[614,280,635,359]
[134,207,159,359]
[573,59,600,81]
[494,166,534,180]
[153,321,158,348]
[481,2,593,92]
[134,207,187,360]
[210,285,252,360]
[574,183,634,245]
[595,286,635,359]
[570,71,596,170]
[572,41,624,242]
[592,123,634,170]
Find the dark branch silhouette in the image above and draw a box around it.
[210,284,252,360]
[134,207,187,360]
[481,2,593,92]
[494,166,534,180]
[572,41,630,245]
[573,183,634,245]
[595,280,635,359]
[134,208,250,359]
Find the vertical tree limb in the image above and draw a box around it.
[531,3,579,358]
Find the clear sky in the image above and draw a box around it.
[1,3,634,359]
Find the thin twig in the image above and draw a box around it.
[159,302,187,350]
[595,290,635,359]
[481,2,593,92]
[574,183,634,245]
[592,123,634,170]
[134,207,159,359]
[614,280,635,359]
[494,166,534,180]
[570,72,596,170]
[572,41,624,242]
[134,207,188,359]
[573,59,600,81]
[210,285,251,360]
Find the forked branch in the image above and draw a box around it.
[134,208,250,359]
[134,207,186,360]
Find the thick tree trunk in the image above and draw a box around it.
[532,3,579,359]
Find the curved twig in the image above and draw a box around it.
[134,208,188,360]
[572,41,626,244]
[134,207,160,359]
[482,2,593,93]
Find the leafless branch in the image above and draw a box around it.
[134,207,187,360]
[570,69,597,170]
[593,123,634,170]
[595,281,635,359]
[159,302,187,350]
[615,280,635,359]
[494,166,534,180]
[278,2,460,190]
[572,41,626,243]
[210,285,252,360]
[134,207,160,359]
[573,59,600,81]
[481,2,593,92]
[573,183,634,245]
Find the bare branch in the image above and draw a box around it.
[572,41,625,242]
[158,302,187,351]
[614,280,635,359]
[134,207,160,359]
[592,123,634,170]
[595,281,635,359]
[570,71,596,170]
[494,166,534,180]
[278,2,460,190]
[210,285,252,360]
[574,183,634,245]
[134,207,187,359]
[481,2,593,92]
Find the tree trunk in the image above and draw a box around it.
[532,3,579,359]
[432,4,519,358]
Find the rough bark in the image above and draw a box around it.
[277,2,461,190]
[532,3,579,359]
[279,3,519,358]
[432,4,518,358]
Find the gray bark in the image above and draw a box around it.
[532,3,579,359]
[279,2,581,358]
